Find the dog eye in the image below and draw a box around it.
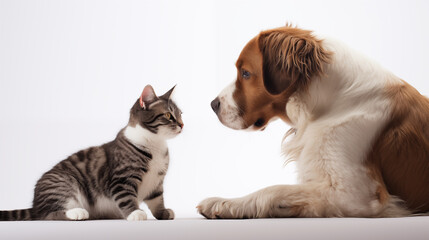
[241,70,251,79]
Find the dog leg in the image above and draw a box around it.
[197,184,334,219]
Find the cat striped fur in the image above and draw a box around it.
[0,85,183,221]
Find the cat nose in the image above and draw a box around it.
[211,97,220,114]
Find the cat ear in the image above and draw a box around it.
[160,85,176,100]
[139,85,158,109]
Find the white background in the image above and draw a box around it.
[0,0,428,218]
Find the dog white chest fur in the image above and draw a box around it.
[282,37,403,216]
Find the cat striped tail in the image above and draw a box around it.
[0,208,33,221]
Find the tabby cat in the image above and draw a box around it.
[0,85,183,221]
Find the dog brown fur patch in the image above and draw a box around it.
[259,26,331,95]
[232,26,331,129]
[367,81,429,213]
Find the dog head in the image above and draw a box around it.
[211,25,331,130]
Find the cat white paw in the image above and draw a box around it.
[65,208,89,220]
[127,209,147,221]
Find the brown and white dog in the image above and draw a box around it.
[197,25,429,218]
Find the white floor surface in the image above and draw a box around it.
[1,217,429,240]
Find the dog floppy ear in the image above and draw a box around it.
[258,28,331,95]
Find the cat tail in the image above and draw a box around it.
[0,208,34,221]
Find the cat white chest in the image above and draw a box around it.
[137,144,169,201]
[123,125,170,202]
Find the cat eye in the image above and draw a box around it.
[164,112,171,119]
[241,69,251,79]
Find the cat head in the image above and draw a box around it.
[129,85,183,139]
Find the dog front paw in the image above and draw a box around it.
[197,197,225,219]
[197,197,239,219]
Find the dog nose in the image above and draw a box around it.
[211,97,220,114]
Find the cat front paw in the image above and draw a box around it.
[127,209,147,221]
[155,208,175,220]
[65,208,89,220]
